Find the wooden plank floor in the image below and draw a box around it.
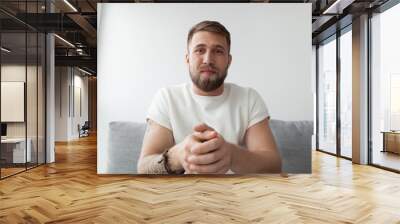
[1,167,26,178]
[1,134,400,223]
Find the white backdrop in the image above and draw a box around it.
[97,3,312,173]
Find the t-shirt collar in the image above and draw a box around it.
[189,82,229,101]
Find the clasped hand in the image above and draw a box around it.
[178,123,232,174]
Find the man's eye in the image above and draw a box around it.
[195,49,204,53]
[215,49,224,54]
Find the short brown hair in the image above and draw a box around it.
[187,20,231,51]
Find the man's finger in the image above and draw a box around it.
[189,159,225,174]
[192,130,217,142]
[191,138,221,154]
[193,123,214,132]
[187,149,224,165]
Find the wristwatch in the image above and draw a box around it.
[158,148,184,175]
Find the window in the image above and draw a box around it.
[371,2,400,171]
[340,28,352,158]
[318,36,337,155]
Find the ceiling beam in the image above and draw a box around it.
[67,13,97,39]
[55,55,96,69]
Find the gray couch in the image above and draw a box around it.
[106,120,313,174]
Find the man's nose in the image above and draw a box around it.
[202,51,215,64]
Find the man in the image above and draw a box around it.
[137,20,281,174]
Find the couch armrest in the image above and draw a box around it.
[269,119,313,173]
[107,121,146,174]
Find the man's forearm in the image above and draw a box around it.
[229,143,282,174]
[137,145,184,174]
[137,154,167,174]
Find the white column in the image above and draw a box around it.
[46,32,55,163]
[45,0,56,163]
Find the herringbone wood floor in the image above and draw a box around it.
[0,134,400,223]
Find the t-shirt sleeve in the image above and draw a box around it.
[248,88,270,128]
[146,89,172,130]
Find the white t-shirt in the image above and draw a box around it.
[147,82,269,146]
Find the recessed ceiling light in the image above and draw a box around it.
[78,67,93,76]
[1,47,11,53]
[322,0,354,15]
[54,34,75,48]
[63,0,78,12]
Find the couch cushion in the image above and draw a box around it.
[269,119,312,173]
[106,119,313,174]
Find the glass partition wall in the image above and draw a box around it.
[0,2,46,179]
[0,31,27,177]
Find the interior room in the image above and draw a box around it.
[0,0,399,223]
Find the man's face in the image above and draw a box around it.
[186,31,232,92]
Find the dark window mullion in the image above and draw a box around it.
[25,0,28,171]
[36,0,39,167]
[336,29,341,157]
[367,11,373,165]
[0,27,2,179]
[316,45,320,150]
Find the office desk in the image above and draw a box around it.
[382,131,400,154]
[1,138,32,163]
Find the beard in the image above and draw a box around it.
[189,65,228,92]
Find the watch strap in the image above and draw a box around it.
[160,148,184,175]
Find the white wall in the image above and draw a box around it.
[97,3,312,173]
[55,67,69,141]
[55,67,89,141]
[1,65,42,137]
[73,72,89,137]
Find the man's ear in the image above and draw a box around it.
[228,54,232,67]
[185,53,189,65]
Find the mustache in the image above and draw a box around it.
[199,65,218,72]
